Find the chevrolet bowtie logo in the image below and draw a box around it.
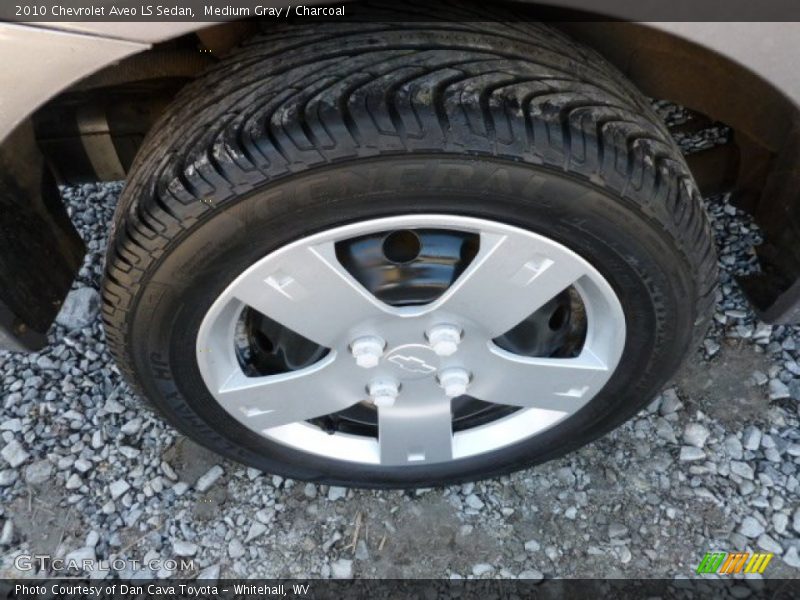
[387,354,437,374]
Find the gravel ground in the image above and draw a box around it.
[1,122,800,582]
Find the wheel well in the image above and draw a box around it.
[562,22,788,204]
[560,22,800,322]
[34,18,795,197]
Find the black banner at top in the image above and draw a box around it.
[4,0,800,22]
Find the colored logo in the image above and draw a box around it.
[696,552,773,575]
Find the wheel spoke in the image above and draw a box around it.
[216,355,362,430]
[229,241,393,347]
[435,231,587,337]
[378,382,454,465]
[471,345,610,413]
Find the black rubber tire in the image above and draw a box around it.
[102,16,718,488]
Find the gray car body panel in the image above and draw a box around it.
[0,23,146,144]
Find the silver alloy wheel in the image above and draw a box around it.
[196,215,626,466]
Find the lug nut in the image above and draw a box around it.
[438,367,471,398]
[350,335,386,369]
[368,380,399,408]
[427,324,462,357]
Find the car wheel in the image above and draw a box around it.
[102,19,717,487]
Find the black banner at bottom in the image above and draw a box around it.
[2,579,800,600]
